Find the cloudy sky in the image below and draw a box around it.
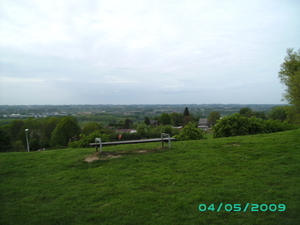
[0,0,299,105]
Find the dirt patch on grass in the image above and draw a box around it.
[84,147,168,162]
[227,143,241,146]
[85,153,101,163]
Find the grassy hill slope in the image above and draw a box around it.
[1,129,300,225]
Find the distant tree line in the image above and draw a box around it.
[0,107,202,151]
[1,103,299,152]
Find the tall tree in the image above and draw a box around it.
[39,117,61,148]
[159,113,171,125]
[9,120,25,142]
[253,111,266,120]
[183,115,194,126]
[208,111,221,126]
[183,107,190,117]
[123,119,133,129]
[268,106,288,122]
[144,117,150,126]
[137,123,149,138]
[170,112,183,126]
[278,48,300,122]
[0,127,12,152]
[82,122,103,136]
[50,116,81,147]
[239,107,252,117]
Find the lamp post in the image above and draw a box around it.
[25,129,30,152]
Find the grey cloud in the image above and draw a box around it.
[1,0,299,104]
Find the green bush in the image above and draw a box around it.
[148,125,174,138]
[0,127,12,152]
[12,140,25,152]
[174,122,204,141]
[213,113,298,138]
[137,123,150,138]
[69,131,110,148]
[113,132,142,141]
[247,116,268,134]
[265,120,298,133]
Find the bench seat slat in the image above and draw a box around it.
[89,138,176,147]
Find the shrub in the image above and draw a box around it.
[213,113,298,138]
[137,123,150,138]
[174,122,204,141]
[0,127,12,152]
[69,131,110,148]
[149,125,174,137]
[113,132,142,141]
[12,140,25,152]
[265,120,298,133]
[213,114,249,138]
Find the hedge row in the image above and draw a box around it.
[213,113,298,138]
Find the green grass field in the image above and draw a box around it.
[1,129,300,225]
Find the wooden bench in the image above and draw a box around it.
[89,133,176,152]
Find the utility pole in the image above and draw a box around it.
[25,129,30,152]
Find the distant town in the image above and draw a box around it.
[0,104,283,120]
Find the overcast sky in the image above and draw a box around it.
[0,0,299,105]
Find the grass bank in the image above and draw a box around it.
[1,129,300,224]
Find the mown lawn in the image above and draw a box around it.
[1,129,300,225]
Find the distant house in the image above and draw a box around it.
[198,118,209,130]
[10,114,21,117]
[172,126,183,130]
[150,120,158,126]
[116,129,137,133]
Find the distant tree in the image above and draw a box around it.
[82,122,103,136]
[267,106,287,122]
[123,119,133,129]
[159,113,171,125]
[0,127,12,152]
[144,117,150,126]
[193,116,200,124]
[183,115,194,126]
[12,140,25,152]
[108,119,117,127]
[39,117,61,148]
[50,117,81,147]
[208,111,221,126]
[253,111,267,120]
[169,112,183,126]
[23,117,41,151]
[285,106,300,124]
[69,131,109,148]
[8,118,41,151]
[239,107,267,119]
[117,120,124,129]
[183,107,190,117]
[137,123,149,138]
[9,119,25,142]
[239,107,252,117]
[161,125,173,136]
